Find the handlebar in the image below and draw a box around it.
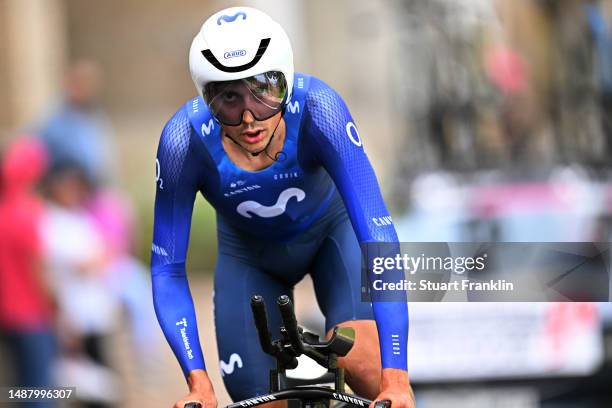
[184,397,391,408]
[277,295,303,353]
[251,295,275,355]
[184,398,391,408]
[250,295,298,369]
[223,387,391,408]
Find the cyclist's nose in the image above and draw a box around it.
[241,110,256,124]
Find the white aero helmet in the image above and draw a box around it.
[189,7,294,105]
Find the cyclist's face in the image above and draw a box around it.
[222,109,282,152]
[204,72,287,125]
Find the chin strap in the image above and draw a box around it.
[223,110,285,160]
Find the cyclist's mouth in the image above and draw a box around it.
[242,129,265,144]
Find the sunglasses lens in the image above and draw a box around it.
[203,71,287,125]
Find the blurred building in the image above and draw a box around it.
[0,0,399,179]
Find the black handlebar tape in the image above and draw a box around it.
[373,400,392,408]
[184,403,202,408]
[277,295,303,352]
[250,295,274,355]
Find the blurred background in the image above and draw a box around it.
[0,0,611,407]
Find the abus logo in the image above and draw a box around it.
[224,49,247,59]
[237,187,305,218]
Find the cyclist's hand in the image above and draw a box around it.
[173,369,217,408]
[370,368,416,408]
[174,391,216,408]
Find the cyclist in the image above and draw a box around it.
[151,7,414,408]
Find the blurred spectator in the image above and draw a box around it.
[38,59,116,186]
[34,57,157,401]
[88,190,160,363]
[41,162,119,407]
[0,137,56,406]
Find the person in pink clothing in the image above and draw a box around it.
[0,137,56,405]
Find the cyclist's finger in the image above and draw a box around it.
[373,400,392,408]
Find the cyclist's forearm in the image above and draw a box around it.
[152,262,206,375]
[372,300,408,371]
[381,367,410,385]
[187,369,215,393]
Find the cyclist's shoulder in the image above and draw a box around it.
[298,73,347,114]
[296,74,350,136]
[161,96,213,131]
[157,100,200,158]
[295,73,339,98]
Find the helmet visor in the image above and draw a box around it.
[203,71,288,126]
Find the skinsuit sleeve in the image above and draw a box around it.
[151,107,207,376]
[302,77,408,370]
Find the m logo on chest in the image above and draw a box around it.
[236,187,306,218]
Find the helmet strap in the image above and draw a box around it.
[223,109,285,160]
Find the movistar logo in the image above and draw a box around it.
[217,11,247,25]
[224,49,247,59]
[237,187,305,218]
[219,353,243,376]
[287,100,300,114]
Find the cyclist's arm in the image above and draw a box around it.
[303,77,408,371]
[151,107,206,377]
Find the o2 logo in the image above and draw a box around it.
[346,122,362,147]
[155,158,164,190]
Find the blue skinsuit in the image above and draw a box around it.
[151,74,408,399]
